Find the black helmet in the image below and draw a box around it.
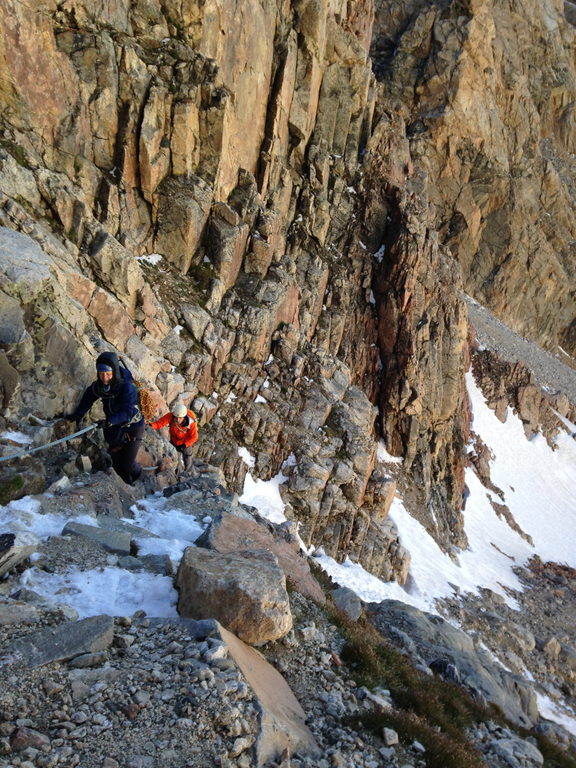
[95,351,121,380]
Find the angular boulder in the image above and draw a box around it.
[176,547,292,644]
[196,510,326,603]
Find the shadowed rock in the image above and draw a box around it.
[331,586,363,621]
[368,600,538,728]
[2,615,114,667]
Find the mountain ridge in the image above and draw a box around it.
[1,0,576,762]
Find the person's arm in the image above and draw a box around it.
[151,413,172,430]
[69,384,99,424]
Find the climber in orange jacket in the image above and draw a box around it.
[151,402,198,471]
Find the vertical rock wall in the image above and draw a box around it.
[1,0,575,578]
[371,0,576,356]
[0,0,416,581]
[360,114,470,547]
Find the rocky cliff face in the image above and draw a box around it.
[0,0,575,582]
[371,0,576,356]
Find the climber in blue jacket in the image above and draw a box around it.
[67,351,144,485]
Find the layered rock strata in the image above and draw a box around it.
[0,0,415,581]
[1,0,575,581]
[371,0,576,356]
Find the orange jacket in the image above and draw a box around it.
[151,410,198,447]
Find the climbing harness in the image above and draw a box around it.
[0,423,98,463]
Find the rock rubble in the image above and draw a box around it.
[1,467,575,768]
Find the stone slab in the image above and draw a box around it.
[3,614,114,667]
[62,522,131,555]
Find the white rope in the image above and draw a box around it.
[0,424,98,463]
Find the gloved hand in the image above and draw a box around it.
[95,419,109,428]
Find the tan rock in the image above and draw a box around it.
[197,0,277,198]
[176,547,293,644]
[216,623,319,765]
[372,0,576,354]
[0,531,40,578]
[154,175,213,273]
[139,85,172,202]
[172,100,201,175]
[197,511,325,603]
[87,289,137,350]
[543,637,561,659]
[209,218,250,291]
[89,233,145,315]
[66,271,97,309]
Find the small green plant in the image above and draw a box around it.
[0,139,28,168]
[330,608,493,767]
[0,473,24,505]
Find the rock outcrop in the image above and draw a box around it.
[0,0,414,580]
[368,599,539,728]
[0,0,575,582]
[371,0,576,356]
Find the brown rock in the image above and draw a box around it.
[176,547,292,645]
[10,726,50,751]
[196,511,326,604]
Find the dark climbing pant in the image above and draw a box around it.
[105,421,145,485]
[175,443,194,471]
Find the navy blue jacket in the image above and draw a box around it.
[73,367,143,428]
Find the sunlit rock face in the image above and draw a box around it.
[371,0,576,358]
[0,0,575,579]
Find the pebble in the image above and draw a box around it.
[382,727,399,746]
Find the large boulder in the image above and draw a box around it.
[196,509,326,604]
[176,547,292,644]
